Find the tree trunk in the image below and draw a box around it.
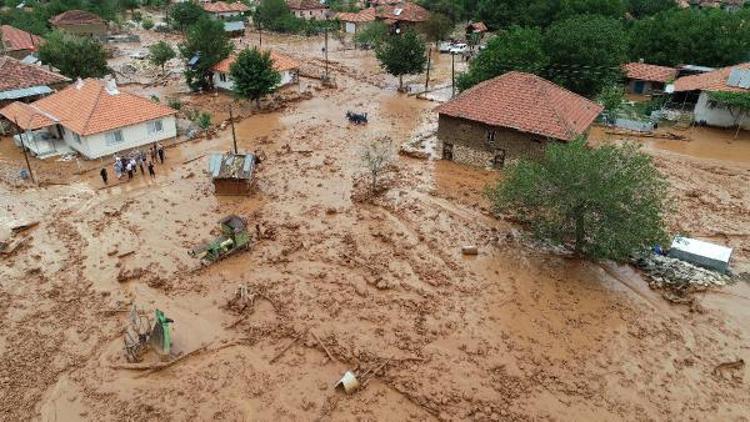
[574,210,585,256]
[256,97,261,109]
[399,75,403,91]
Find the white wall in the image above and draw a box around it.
[63,116,177,159]
[345,22,356,33]
[212,70,297,91]
[694,91,750,130]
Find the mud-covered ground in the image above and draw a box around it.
[1,30,750,421]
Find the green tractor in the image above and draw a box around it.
[188,215,251,265]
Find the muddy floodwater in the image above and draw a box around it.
[1,29,750,421]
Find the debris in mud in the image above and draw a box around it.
[461,245,479,256]
[713,359,745,380]
[335,371,360,394]
[636,254,733,291]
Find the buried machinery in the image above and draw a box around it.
[188,215,252,265]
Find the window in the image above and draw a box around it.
[147,120,164,134]
[105,130,124,146]
[219,73,227,82]
[74,133,82,144]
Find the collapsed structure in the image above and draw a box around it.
[207,151,258,195]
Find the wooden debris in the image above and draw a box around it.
[311,330,336,362]
[118,250,135,258]
[182,153,206,165]
[604,129,688,141]
[270,330,308,363]
[11,221,39,235]
[461,246,479,255]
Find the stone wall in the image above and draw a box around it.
[436,114,549,168]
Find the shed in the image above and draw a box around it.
[668,236,732,273]
[207,152,257,195]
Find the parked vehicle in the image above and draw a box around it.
[449,43,469,55]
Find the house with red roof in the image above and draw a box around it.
[1,25,43,59]
[622,62,677,95]
[203,1,249,19]
[287,0,329,20]
[49,10,107,37]
[435,72,602,168]
[211,50,301,91]
[0,78,176,159]
[673,63,750,130]
[336,8,376,33]
[0,56,69,106]
[373,1,428,33]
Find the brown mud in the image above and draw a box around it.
[1,31,749,421]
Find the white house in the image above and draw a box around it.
[202,1,249,20]
[335,8,375,34]
[211,50,301,91]
[0,78,176,159]
[673,63,750,130]
[287,0,328,20]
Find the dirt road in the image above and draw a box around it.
[1,32,749,421]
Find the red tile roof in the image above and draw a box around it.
[622,62,677,83]
[435,72,603,141]
[0,102,58,130]
[49,9,105,26]
[203,1,250,13]
[673,63,750,93]
[1,25,43,53]
[467,21,488,32]
[0,56,69,92]
[3,78,176,134]
[286,0,327,10]
[336,8,376,23]
[375,2,429,22]
[212,50,301,73]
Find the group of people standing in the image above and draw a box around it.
[99,143,166,185]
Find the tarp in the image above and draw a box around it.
[224,21,245,32]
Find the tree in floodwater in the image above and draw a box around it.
[361,136,395,193]
[485,138,670,261]
[229,48,281,107]
[375,30,427,91]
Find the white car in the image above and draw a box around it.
[449,43,468,55]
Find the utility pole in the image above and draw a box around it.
[451,52,455,98]
[323,23,329,81]
[229,105,238,154]
[259,24,263,48]
[424,47,432,92]
[12,117,35,185]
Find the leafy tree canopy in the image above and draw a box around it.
[375,30,427,90]
[418,0,465,22]
[629,8,750,67]
[420,12,453,44]
[474,0,559,29]
[168,1,206,32]
[625,0,675,18]
[254,0,293,31]
[556,0,626,20]
[354,20,388,48]
[37,30,108,78]
[597,84,625,122]
[708,91,750,137]
[486,138,670,261]
[545,14,627,96]
[457,26,548,90]
[149,40,175,71]
[229,48,282,106]
[179,17,232,90]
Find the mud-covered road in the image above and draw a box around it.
[1,31,750,421]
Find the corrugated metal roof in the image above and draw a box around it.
[0,84,52,100]
[208,152,256,179]
[727,67,750,89]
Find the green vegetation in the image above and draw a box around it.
[486,138,670,261]
[149,40,175,72]
[167,1,206,32]
[229,48,282,107]
[420,12,453,46]
[179,17,232,91]
[141,16,154,30]
[375,30,427,91]
[457,26,548,91]
[252,0,336,35]
[353,21,388,48]
[37,31,108,78]
[167,97,183,110]
[0,0,126,35]
[707,91,750,138]
[596,84,625,122]
[195,112,212,130]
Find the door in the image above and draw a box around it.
[346,22,356,33]
[443,143,454,161]
[492,149,506,169]
[634,80,645,94]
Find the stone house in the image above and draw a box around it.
[673,63,750,130]
[622,62,677,95]
[1,25,43,59]
[48,10,107,37]
[435,72,602,168]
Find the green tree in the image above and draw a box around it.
[229,48,281,107]
[168,1,206,32]
[626,0,675,18]
[254,0,294,31]
[707,91,750,138]
[545,15,627,96]
[597,84,624,123]
[475,0,559,29]
[37,31,108,78]
[629,8,750,67]
[556,0,626,20]
[149,40,175,72]
[420,12,453,46]
[375,30,427,91]
[418,0,465,22]
[179,17,232,90]
[486,138,670,261]
[457,26,548,91]
[141,16,154,29]
[353,20,388,48]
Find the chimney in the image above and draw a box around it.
[103,75,119,95]
[75,78,84,89]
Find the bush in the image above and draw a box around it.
[142,17,154,30]
[132,10,143,22]
[167,98,183,110]
[195,112,212,129]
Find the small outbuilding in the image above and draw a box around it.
[212,50,300,90]
[207,152,258,195]
[336,8,376,33]
[49,10,107,37]
[668,236,732,273]
[622,62,677,95]
[435,71,602,168]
